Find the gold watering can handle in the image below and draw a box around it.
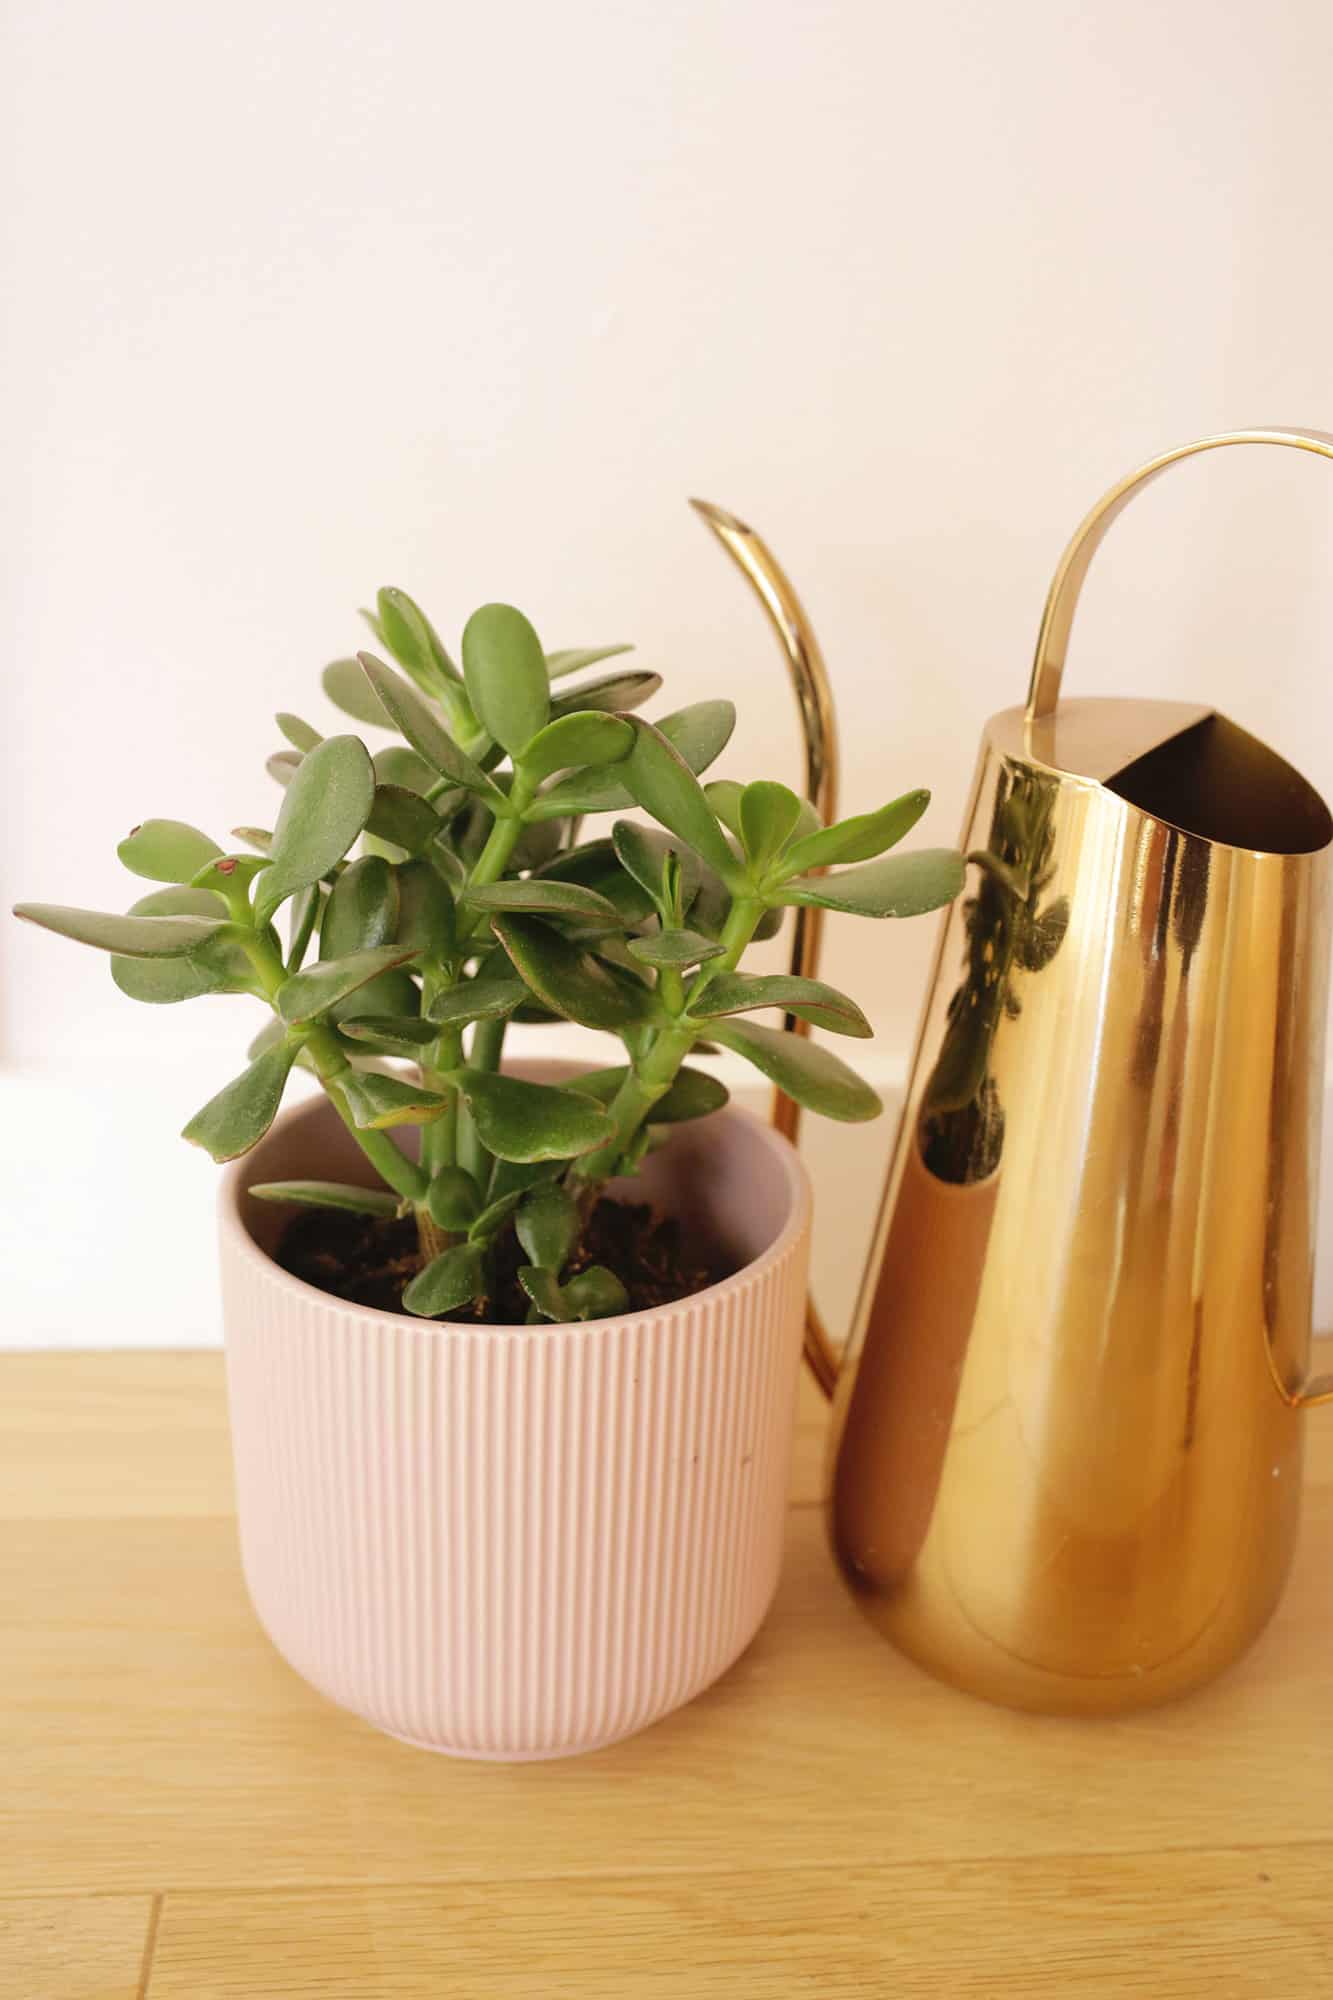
[1024,426,1333,1409]
[690,500,843,1396]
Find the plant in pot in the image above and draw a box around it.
[15,585,962,1759]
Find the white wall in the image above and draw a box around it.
[4,0,1333,1344]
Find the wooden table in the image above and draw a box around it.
[2,1353,1331,1998]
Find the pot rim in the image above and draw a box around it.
[218,1084,812,1340]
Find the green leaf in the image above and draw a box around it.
[739,780,803,874]
[116,819,223,884]
[340,1070,452,1130]
[15,902,230,958]
[323,656,391,728]
[562,1266,629,1321]
[517,711,634,782]
[468,1188,525,1240]
[278,944,418,1023]
[109,887,252,1004]
[373,744,439,795]
[549,668,662,718]
[611,821,702,918]
[338,1015,436,1056]
[464,878,620,924]
[232,826,273,853]
[491,913,657,1031]
[320,855,399,958]
[450,1070,615,1163]
[189,854,272,900]
[689,972,873,1037]
[778,789,932,876]
[518,1265,567,1322]
[254,735,376,928]
[704,779,745,838]
[545,644,633,678]
[486,1156,563,1202]
[626,928,726,969]
[619,719,739,882]
[248,1180,399,1217]
[182,1040,299,1161]
[276,713,323,754]
[403,1242,485,1318]
[709,1018,882,1122]
[285,884,321,971]
[365,784,441,855]
[535,840,656,924]
[358,654,506,806]
[574,1064,729,1124]
[525,700,736,820]
[377,585,460,688]
[516,1183,579,1270]
[394,856,456,959]
[777,848,965,919]
[426,1166,482,1232]
[425,972,527,1028]
[267,750,301,787]
[460,603,550,756]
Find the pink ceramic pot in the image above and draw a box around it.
[218,1072,811,1760]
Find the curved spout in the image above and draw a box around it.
[690,497,844,1396]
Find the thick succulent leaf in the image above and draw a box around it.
[562,1266,630,1321]
[320,855,398,957]
[267,750,301,787]
[778,848,965,919]
[619,719,739,882]
[468,1188,525,1240]
[507,816,566,874]
[116,819,223,884]
[525,700,737,821]
[426,1165,483,1232]
[373,744,439,795]
[689,971,873,1038]
[491,913,657,1031]
[574,1063,729,1124]
[704,779,745,838]
[393,855,455,959]
[232,826,273,853]
[15,902,230,958]
[517,710,634,782]
[276,713,323,753]
[286,883,322,971]
[338,1015,436,1056]
[403,1242,485,1318]
[278,944,417,1023]
[323,655,390,727]
[518,1265,566,1322]
[365,783,441,855]
[611,821,703,916]
[181,1040,299,1161]
[424,973,527,1028]
[189,854,272,902]
[248,1179,399,1217]
[709,1018,882,1122]
[333,965,420,1026]
[778,789,932,876]
[464,878,620,924]
[740,780,803,874]
[340,1069,452,1130]
[109,887,251,1003]
[626,927,726,969]
[535,840,656,924]
[377,585,460,687]
[515,1183,579,1270]
[486,1156,563,1201]
[549,668,662,718]
[450,1070,614,1163]
[544,644,633,678]
[254,735,376,927]
[358,653,506,806]
[460,603,550,756]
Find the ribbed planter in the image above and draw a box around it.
[218,1072,811,1760]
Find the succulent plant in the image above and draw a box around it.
[15,587,963,1322]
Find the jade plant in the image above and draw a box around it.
[14,589,963,1322]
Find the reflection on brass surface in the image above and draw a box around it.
[829,429,1333,1713]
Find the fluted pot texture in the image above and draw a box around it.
[219,1069,811,1760]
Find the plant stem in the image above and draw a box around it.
[303,1025,430,1205]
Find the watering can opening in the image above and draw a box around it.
[1103,709,1333,857]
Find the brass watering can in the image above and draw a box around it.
[697,425,1333,1714]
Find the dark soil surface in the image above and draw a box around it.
[276,1197,734,1323]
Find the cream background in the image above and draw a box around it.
[3,0,1333,1343]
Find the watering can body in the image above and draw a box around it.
[698,428,1333,1714]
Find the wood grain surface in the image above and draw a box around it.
[3,1353,1331,1996]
